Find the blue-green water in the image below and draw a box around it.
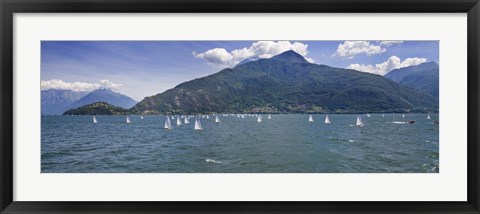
[41,114,439,173]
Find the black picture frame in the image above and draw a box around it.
[1,0,479,213]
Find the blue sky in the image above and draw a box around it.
[41,41,439,101]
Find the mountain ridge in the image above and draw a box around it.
[130,51,438,114]
[41,89,89,115]
[385,61,439,98]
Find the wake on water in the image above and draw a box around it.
[206,159,222,164]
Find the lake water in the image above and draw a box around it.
[41,114,439,173]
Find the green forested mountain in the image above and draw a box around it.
[385,61,439,98]
[131,51,438,114]
[63,102,130,115]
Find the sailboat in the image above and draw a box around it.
[402,114,405,118]
[268,114,271,119]
[126,116,131,124]
[176,117,182,126]
[257,115,262,123]
[356,115,364,127]
[366,114,371,118]
[194,118,203,130]
[184,117,190,124]
[206,115,210,119]
[93,116,97,124]
[382,114,385,117]
[324,115,331,124]
[308,114,314,122]
[164,116,173,130]
[427,114,431,120]
[140,115,144,120]
[215,115,220,123]
[171,116,174,120]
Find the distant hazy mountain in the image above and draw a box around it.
[69,88,137,110]
[41,89,88,115]
[385,61,439,98]
[131,50,438,114]
[63,102,129,115]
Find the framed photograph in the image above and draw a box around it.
[1,0,479,213]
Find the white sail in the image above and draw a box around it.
[402,114,405,118]
[140,115,144,120]
[164,116,173,129]
[268,114,271,119]
[382,114,385,117]
[356,116,364,126]
[366,114,371,117]
[176,117,182,126]
[194,118,203,130]
[184,117,190,124]
[171,116,174,119]
[206,115,210,119]
[308,114,314,122]
[93,116,97,124]
[257,115,262,123]
[325,115,331,124]
[126,116,131,124]
[427,114,431,120]
[215,115,220,123]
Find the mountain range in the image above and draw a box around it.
[41,89,89,115]
[41,88,137,115]
[385,61,439,98]
[129,50,438,114]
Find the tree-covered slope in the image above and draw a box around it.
[385,61,439,98]
[63,102,130,115]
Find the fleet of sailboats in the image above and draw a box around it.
[87,113,436,129]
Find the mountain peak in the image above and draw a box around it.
[418,61,439,69]
[269,50,309,64]
[95,87,113,92]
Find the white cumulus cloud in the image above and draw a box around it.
[193,41,313,67]
[379,41,403,47]
[41,79,122,91]
[347,56,428,76]
[334,41,386,58]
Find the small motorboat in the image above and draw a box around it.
[407,120,415,124]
